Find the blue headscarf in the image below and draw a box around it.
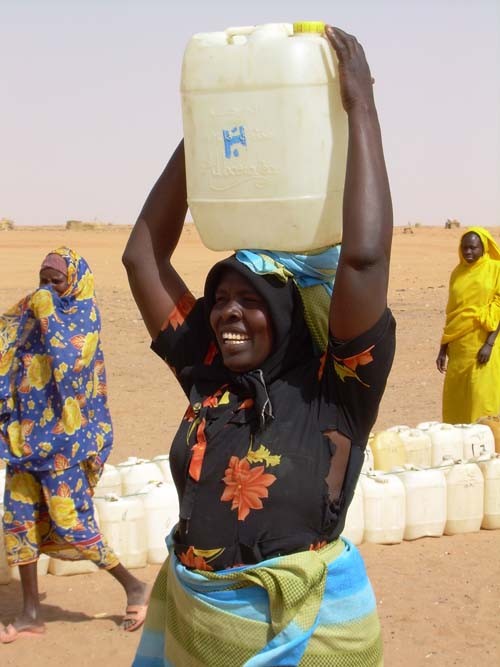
[0,247,113,471]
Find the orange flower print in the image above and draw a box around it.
[188,419,207,482]
[179,547,213,571]
[337,346,375,372]
[161,292,196,332]
[333,345,374,388]
[309,540,327,551]
[221,456,276,521]
[53,453,70,471]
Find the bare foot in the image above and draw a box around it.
[122,582,151,632]
[0,620,45,644]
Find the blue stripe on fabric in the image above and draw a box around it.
[132,629,171,667]
[196,585,271,623]
[245,620,315,667]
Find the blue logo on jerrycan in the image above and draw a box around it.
[223,126,247,158]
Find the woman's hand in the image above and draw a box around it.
[477,343,493,365]
[326,26,392,341]
[436,345,448,373]
[325,26,375,114]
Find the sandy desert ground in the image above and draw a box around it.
[0,225,499,666]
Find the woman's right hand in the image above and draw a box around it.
[436,345,448,373]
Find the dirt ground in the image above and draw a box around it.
[1,225,499,666]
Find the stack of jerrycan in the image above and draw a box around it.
[181,21,347,252]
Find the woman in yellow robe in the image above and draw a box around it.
[436,227,500,423]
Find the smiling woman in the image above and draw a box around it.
[123,24,395,667]
[209,268,273,372]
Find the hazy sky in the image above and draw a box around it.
[1,0,499,228]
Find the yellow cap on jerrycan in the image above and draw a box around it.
[292,21,325,33]
[181,22,347,252]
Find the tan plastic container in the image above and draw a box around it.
[398,428,432,468]
[370,431,406,472]
[181,22,347,251]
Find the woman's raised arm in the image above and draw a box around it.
[122,140,189,338]
[326,27,393,341]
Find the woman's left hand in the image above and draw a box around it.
[324,26,375,114]
[477,343,493,364]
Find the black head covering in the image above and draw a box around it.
[181,256,314,430]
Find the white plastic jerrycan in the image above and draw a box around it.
[117,457,163,496]
[181,21,348,252]
[477,454,500,530]
[454,423,495,460]
[361,472,406,544]
[94,494,148,569]
[152,454,174,484]
[428,423,463,466]
[341,480,364,545]
[94,463,122,497]
[444,461,484,535]
[398,467,446,540]
[141,481,179,564]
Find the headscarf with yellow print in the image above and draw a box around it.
[0,247,112,470]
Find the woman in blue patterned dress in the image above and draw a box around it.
[0,247,149,643]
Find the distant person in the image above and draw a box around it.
[0,247,149,643]
[124,26,395,666]
[436,227,500,422]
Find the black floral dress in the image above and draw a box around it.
[152,291,395,571]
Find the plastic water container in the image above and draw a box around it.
[361,472,406,544]
[362,442,374,474]
[341,481,364,545]
[370,431,406,472]
[455,423,496,460]
[398,467,446,540]
[94,495,148,569]
[48,557,98,576]
[428,423,463,466]
[387,425,411,433]
[477,454,500,529]
[152,454,174,484]
[416,420,440,432]
[0,512,11,584]
[94,463,122,497]
[117,458,163,496]
[477,416,500,454]
[181,21,348,252]
[141,481,179,563]
[398,429,432,468]
[444,462,484,535]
